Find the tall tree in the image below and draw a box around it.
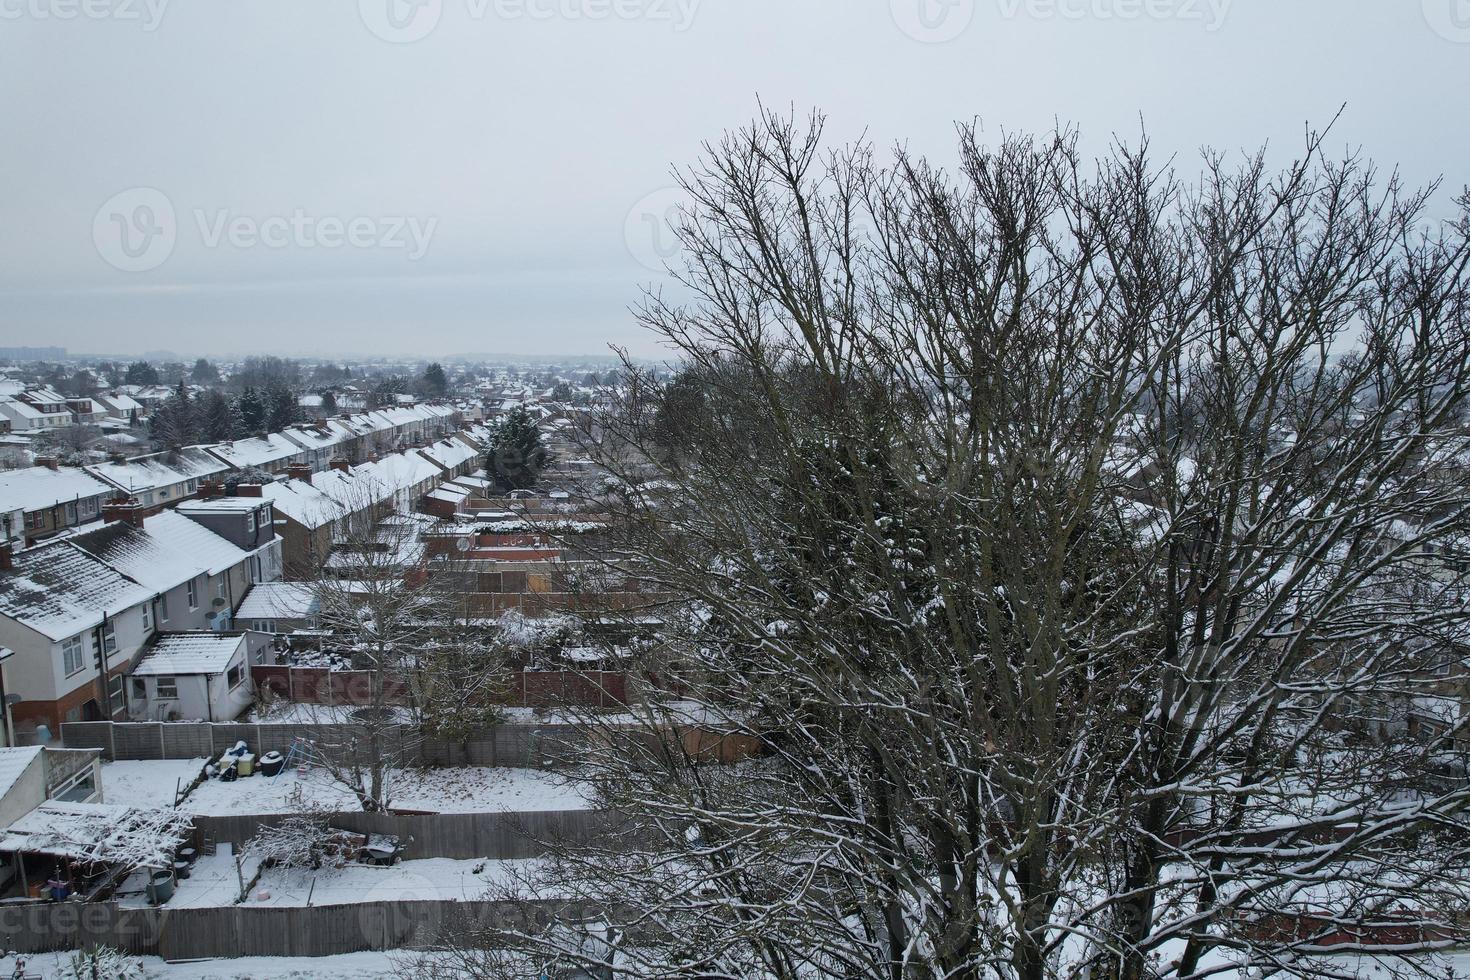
[319,390,339,416]
[420,362,449,398]
[196,389,241,443]
[437,113,1470,980]
[123,360,159,386]
[266,384,302,431]
[150,380,196,451]
[190,358,220,385]
[483,407,546,492]
[236,386,267,433]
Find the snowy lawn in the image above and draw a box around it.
[180,764,590,814]
[238,856,541,907]
[101,758,209,808]
[1,950,409,978]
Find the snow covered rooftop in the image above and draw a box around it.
[131,632,246,676]
[0,465,114,513]
[0,540,154,641]
[236,582,318,621]
[0,746,43,802]
[205,432,303,469]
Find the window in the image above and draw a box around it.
[53,769,96,803]
[142,602,152,631]
[252,620,277,634]
[62,636,85,676]
[25,511,43,530]
[227,663,245,689]
[159,593,169,621]
[64,502,76,523]
[245,512,255,534]
[107,672,124,705]
[101,620,117,655]
[248,555,262,584]
[216,576,227,599]
[154,676,178,700]
[186,579,198,609]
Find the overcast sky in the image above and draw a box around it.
[2,1,1467,361]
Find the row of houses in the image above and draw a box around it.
[0,494,280,738]
[0,384,144,433]
[0,404,462,548]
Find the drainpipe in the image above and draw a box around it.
[93,613,113,719]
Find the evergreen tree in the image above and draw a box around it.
[483,406,547,492]
[420,362,448,397]
[150,380,196,451]
[266,384,302,431]
[124,360,160,386]
[237,386,267,433]
[320,390,339,415]
[198,389,241,443]
[190,358,220,384]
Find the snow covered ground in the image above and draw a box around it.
[1,950,408,978]
[239,855,539,907]
[100,758,209,807]
[172,763,590,814]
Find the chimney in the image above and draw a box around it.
[235,483,264,498]
[329,458,351,473]
[196,480,223,500]
[0,542,13,572]
[102,497,147,528]
[34,457,58,471]
[286,462,313,483]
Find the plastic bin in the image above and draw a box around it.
[237,753,255,777]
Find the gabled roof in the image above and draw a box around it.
[0,540,154,640]
[205,432,303,469]
[0,466,114,513]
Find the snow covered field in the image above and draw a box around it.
[102,759,591,814]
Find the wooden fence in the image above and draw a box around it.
[0,898,593,959]
[61,720,587,768]
[192,808,624,860]
[252,665,630,708]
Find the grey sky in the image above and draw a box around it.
[2,0,1467,360]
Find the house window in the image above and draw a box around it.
[216,576,227,599]
[62,636,86,676]
[159,594,169,621]
[107,672,124,706]
[101,621,117,655]
[25,511,43,530]
[64,502,76,523]
[187,579,198,609]
[227,663,245,689]
[253,620,277,634]
[155,676,178,700]
[142,602,152,631]
[245,512,255,534]
[248,555,262,584]
[53,769,97,803]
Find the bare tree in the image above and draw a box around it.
[427,110,1470,980]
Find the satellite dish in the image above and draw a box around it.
[455,537,472,553]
